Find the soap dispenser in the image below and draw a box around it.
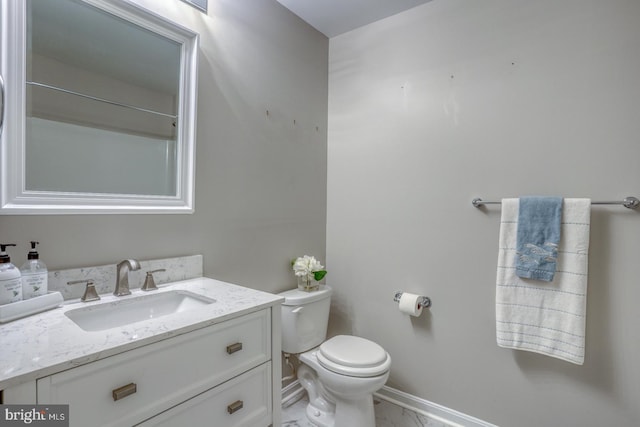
[20,241,48,299]
[0,243,22,305]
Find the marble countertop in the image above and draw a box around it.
[0,277,283,390]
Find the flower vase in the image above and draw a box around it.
[297,275,319,292]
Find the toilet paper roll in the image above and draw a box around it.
[398,292,423,317]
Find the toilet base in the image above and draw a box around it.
[305,401,335,427]
[303,393,376,427]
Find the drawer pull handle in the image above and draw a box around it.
[112,383,137,401]
[226,342,243,354]
[227,400,244,414]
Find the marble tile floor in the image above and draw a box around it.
[282,395,448,427]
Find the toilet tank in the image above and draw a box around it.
[279,285,332,354]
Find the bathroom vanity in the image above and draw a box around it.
[0,277,283,427]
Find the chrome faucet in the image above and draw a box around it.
[114,259,141,296]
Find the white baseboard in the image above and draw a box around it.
[282,381,496,427]
[374,386,498,427]
[281,380,306,408]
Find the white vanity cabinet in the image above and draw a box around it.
[35,309,277,427]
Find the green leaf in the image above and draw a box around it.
[313,270,327,281]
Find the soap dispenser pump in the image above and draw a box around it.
[0,243,22,305]
[20,241,48,299]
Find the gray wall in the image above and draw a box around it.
[0,0,328,295]
[326,0,640,426]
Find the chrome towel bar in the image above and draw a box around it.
[472,196,639,210]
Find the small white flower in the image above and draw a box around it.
[293,255,324,278]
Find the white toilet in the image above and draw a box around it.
[279,286,391,427]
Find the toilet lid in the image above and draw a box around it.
[317,335,391,377]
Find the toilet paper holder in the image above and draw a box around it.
[393,291,431,309]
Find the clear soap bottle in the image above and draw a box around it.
[20,241,48,299]
[0,243,22,305]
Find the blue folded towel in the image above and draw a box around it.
[515,196,563,281]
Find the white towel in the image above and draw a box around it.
[496,198,590,365]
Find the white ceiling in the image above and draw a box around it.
[276,0,433,38]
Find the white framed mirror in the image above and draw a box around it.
[0,0,198,214]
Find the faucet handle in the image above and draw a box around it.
[141,269,165,291]
[67,279,100,302]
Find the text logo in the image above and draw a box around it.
[1,405,68,426]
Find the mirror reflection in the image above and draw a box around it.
[25,0,182,197]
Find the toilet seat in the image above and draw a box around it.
[317,335,391,378]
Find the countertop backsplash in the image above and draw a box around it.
[49,254,203,300]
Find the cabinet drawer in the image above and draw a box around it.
[37,309,270,427]
[136,362,272,427]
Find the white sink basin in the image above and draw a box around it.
[65,290,216,332]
